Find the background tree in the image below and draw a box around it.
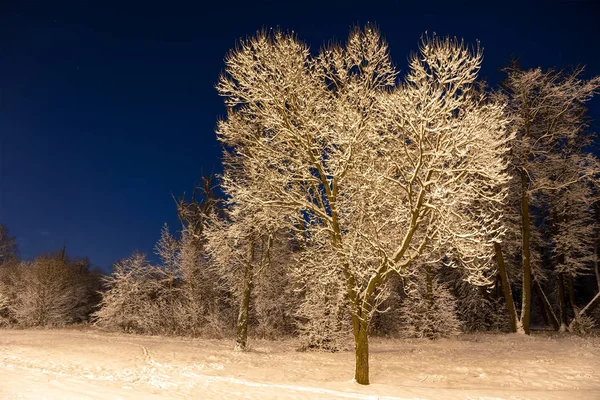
[94,252,170,333]
[96,177,229,337]
[441,263,510,332]
[294,239,352,351]
[0,225,18,324]
[495,65,600,334]
[0,224,17,266]
[10,250,99,326]
[205,141,296,350]
[175,175,228,336]
[399,264,462,339]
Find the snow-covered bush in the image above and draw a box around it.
[253,258,297,339]
[0,287,11,326]
[294,251,352,351]
[570,315,596,336]
[11,254,95,327]
[0,263,18,325]
[457,289,509,332]
[400,273,461,339]
[95,225,232,337]
[94,253,171,333]
[442,267,510,332]
[295,279,351,351]
[0,225,19,326]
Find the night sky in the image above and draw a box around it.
[1,0,599,271]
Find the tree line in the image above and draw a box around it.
[0,225,102,327]
[1,26,600,386]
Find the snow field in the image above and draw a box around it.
[0,328,598,399]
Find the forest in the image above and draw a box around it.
[2,26,600,387]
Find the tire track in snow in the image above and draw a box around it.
[129,342,153,364]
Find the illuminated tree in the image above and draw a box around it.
[216,27,512,384]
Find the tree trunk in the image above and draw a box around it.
[494,243,519,333]
[568,292,600,332]
[557,273,568,331]
[425,264,434,309]
[494,274,501,299]
[595,243,600,292]
[520,169,532,334]
[534,281,550,327]
[567,274,579,316]
[235,260,254,351]
[533,279,559,330]
[169,275,175,331]
[353,317,370,385]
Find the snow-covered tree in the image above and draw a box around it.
[441,265,509,332]
[175,175,221,243]
[399,265,461,339]
[95,176,231,337]
[495,65,600,334]
[175,177,229,337]
[0,225,18,325]
[0,263,18,326]
[551,175,598,330]
[559,178,600,333]
[11,252,96,326]
[0,237,100,327]
[94,253,170,333]
[205,187,293,349]
[154,224,181,330]
[294,240,352,351]
[216,27,512,384]
[252,234,297,339]
[0,224,17,266]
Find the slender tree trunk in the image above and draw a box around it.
[169,275,175,332]
[235,250,254,351]
[425,264,434,308]
[352,315,370,385]
[595,243,600,292]
[567,274,579,316]
[494,243,519,333]
[534,281,550,327]
[520,169,532,334]
[533,279,559,330]
[494,274,501,299]
[557,273,568,331]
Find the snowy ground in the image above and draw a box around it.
[0,328,598,399]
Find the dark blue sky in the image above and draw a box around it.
[1,0,599,271]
